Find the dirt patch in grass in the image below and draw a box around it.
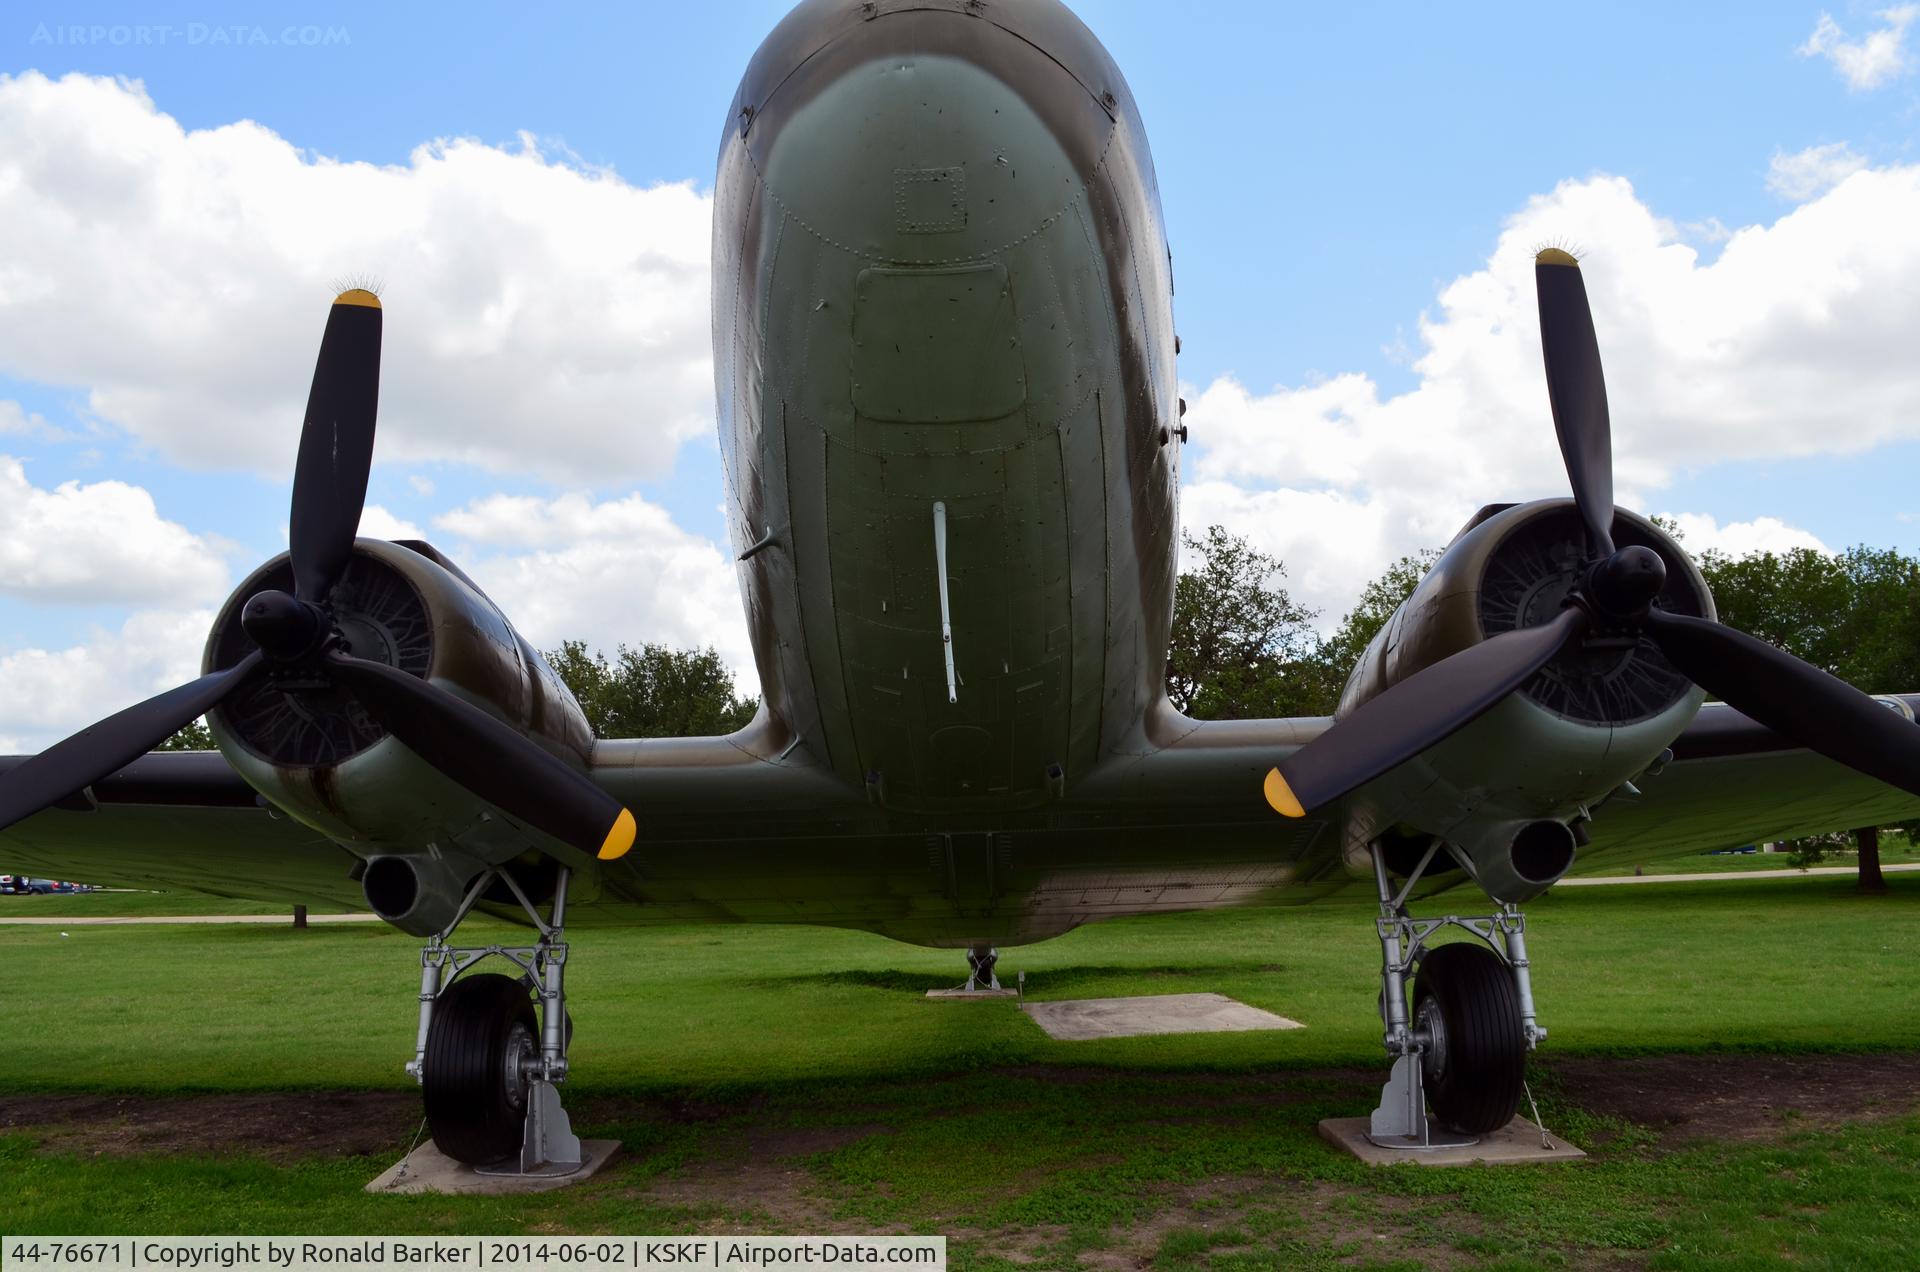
[1546,1051,1920,1143]
[8,1049,1920,1264]
[982,1177,1495,1272]
[0,1091,418,1162]
[627,1123,896,1233]
[11,1051,1915,1167]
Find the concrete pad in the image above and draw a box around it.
[1022,992,1302,1041]
[1318,1117,1584,1166]
[365,1139,621,1195]
[925,987,1020,999]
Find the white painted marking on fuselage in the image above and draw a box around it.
[933,499,957,704]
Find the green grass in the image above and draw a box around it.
[0,890,362,917]
[5,875,1918,1091]
[5,880,1920,1266]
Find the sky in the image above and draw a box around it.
[1,1,1919,748]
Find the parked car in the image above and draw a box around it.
[0,874,26,895]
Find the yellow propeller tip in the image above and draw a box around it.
[1263,768,1306,819]
[597,807,637,860]
[1535,248,1580,268]
[333,288,381,309]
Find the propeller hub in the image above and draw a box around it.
[1584,544,1667,621]
[240,589,329,662]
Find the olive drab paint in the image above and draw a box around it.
[713,0,1180,814]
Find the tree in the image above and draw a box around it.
[1317,550,1439,698]
[1697,547,1853,676]
[1167,530,1442,720]
[1166,527,1325,719]
[1832,546,1920,692]
[158,719,214,751]
[1696,543,1920,892]
[1825,546,1920,894]
[545,641,758,738]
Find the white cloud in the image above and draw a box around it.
[0,457,229,604]
[432,492,756,692]
[0,607,212,751]
[1798,5,1917,89]
[0,400,82,443]
[1767,141,1870,201]
[406,475,436,497]
[0,487,756,745]
[0,72,713,485]
[1678,216,1735,247]
[1183,165,1920,625]
[357,504,425,541]
[1660,512,1831,558]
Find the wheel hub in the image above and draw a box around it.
[502,1020,535,1112]
[1416,993,1449,1086]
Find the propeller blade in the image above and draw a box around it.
[0,650,264,834]
[1536,249,1615,556]
[290,288,382,605]
[1266,607,1588,817]
[324,652,637,860]
[1645,609,1920,799]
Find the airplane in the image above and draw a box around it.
[6,0,1920,1171]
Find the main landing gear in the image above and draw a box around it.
[966,945,1001,991]
[1366,839,1543,1150]
[406,864,582,1175]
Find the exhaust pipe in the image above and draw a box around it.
[361,851,484,937]
[1457,819,1578,904]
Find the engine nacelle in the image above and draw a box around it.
[1337,500,1714,900]
[202,538,596,934]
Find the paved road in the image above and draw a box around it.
[1562,863,1920,886]
[0,912,380,925]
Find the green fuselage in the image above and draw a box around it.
[714,0,1180,816]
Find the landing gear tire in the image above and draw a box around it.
[423,972,536,1165]
[1413,942,1525,1135]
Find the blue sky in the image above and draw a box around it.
[2,1,1919,741]
[12,2,1913,385]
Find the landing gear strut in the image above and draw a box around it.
[966,945,1001,991]
[1366,839,1542,1150]
[406,864,582,1175]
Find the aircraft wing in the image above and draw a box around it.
[4,699,1913,921]
[1574,698,1920,868]
[0,752,365,906]
[1077,696,1920,891]
[0,737,860,915]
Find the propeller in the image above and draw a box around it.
[1536,247,1615,558]
[0,289,637,863]
[0,651,264,833]
[1266,250,1920,817]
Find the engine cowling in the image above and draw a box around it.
[203,538,595,933]
[1335,500,1714,900]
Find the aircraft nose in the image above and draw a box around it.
[761,58,1083,266]
[745,20,1110,268]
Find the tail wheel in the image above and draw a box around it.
[1413,941,1525,1135]
[423,972,536,1164]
